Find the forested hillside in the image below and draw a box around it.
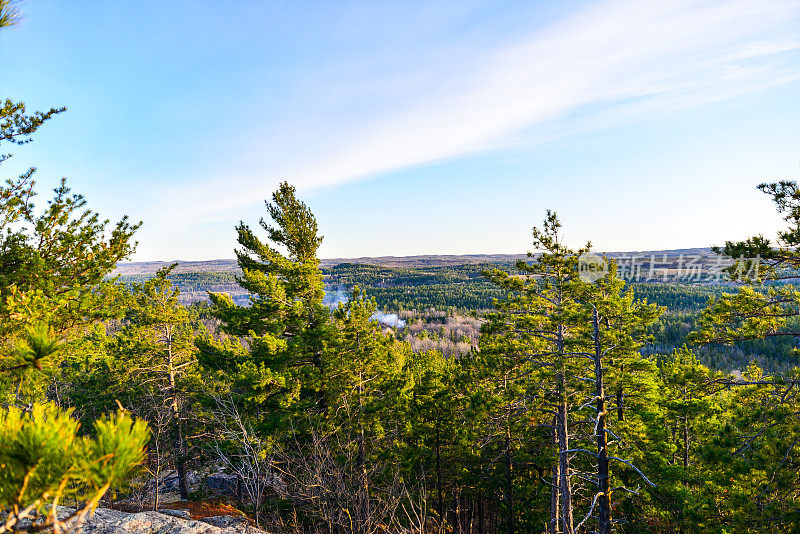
[118,259,796,374]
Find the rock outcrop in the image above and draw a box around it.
[41,507,266,534]
[205,473,239,496]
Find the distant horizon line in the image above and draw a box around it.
[121,247,717,265]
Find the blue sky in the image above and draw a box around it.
[2,0,799,260]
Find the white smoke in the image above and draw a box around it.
[371,311,406,329]
[323,285,405,329]
[323,286,349,308]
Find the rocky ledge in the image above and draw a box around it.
[45,507,267,534]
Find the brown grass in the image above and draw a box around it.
[111,498,252,522]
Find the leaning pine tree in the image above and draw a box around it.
[198,182,332,436]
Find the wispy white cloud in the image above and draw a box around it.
[150,0,800,226]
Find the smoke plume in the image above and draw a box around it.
[323,285,405,329]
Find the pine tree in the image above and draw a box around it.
[571,262,661,533]
[0,0,22,28]
[0,98,138,394]
[111,265,200,500]
[198,181,331,433]
[0,14,147,525]
[481,214,665,532]
[328,288,400,529]
[0,329,149,533]
[693,180,800,347]
[481,211,592,533]
[402,347,471,531]
[688,179,800,530]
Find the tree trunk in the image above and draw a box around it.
[616,364,624,422]
[556,321,574,534]
[557,396,574,534]
[593,307,612,534]
[165,327,188,500]
[683,416,690,485]
[549,415,561,534]
[436,420,444,528]
[357,358,369,530]
[682,387,690,490]
[478,498,484,534]
[505,425,514,534]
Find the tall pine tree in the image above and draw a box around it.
[198,182,331,435]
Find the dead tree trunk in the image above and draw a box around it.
[556,321,574,534]
[592,307,612,534]
[165,326,188,500]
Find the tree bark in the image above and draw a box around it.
[436,421,444,527]
[505,425,514,534]
[557,392,574,534]
[165,326,188,500]
[593,307,612,534]
[556,322,574,534]
[549,415,561,534]
[616,364,624,422]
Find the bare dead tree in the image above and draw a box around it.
[274,419,405,534]
[129,390,173,511]
[397,469,429,534]
[207,393,276,528]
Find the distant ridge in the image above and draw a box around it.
[112,259,241,276]
[114,248,715,276]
